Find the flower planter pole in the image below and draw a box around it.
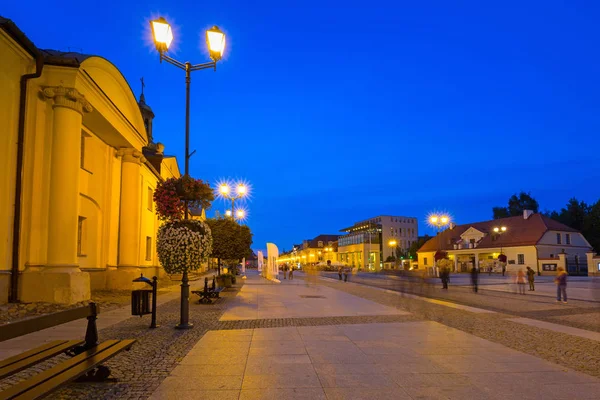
[155,177,213,330]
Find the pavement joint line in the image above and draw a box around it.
[318,275,496,314]
[507,317,600,342]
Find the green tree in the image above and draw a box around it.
[493,192,539,219]
[548,197,600,253]
[408,235,431,261]
[554,198,589,231]
[206,217,253,274]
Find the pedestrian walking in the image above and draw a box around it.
[283,264,288,279]
[343,266,349,282]
[502,264,506,276]
[338,266,343,281]
[440,267,449,289]
[289,265,294,280]
[526,267,535,291]
[554,267,568,303]
[471,266,479,293]
[516,269,526,295]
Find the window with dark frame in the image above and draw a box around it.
[566,233,571,245]
[77,216,86,256]
[147,187,153,211]
[517,254,525,265]
[556,233,562,244]
[146,237,152,261]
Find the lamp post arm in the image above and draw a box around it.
[159,53,187,70]
[190,61,217,71]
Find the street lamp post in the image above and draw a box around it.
[493,226,507,274]
[150,16,226,330]
[219,182,248,222]
[388,239,397,269]
[493,226,507,254]
[429,214,450,275]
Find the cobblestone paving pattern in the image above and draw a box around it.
[0,287,235,399]
[315,277,600,378]
[215,313,422,330]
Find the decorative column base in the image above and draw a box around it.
[20,266,90,304]
[106,266,142,290]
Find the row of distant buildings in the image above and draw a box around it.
[279,210,600,276]
[278,214,419,271]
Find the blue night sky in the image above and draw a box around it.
[4,0,600,251]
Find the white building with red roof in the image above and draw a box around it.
[417,210,594,276]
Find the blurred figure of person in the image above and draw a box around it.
[502,264,506,276]
[283,264,288,279]
[338,266,343,281]
[440,266,449,289]
[516,269,526,295]
[289,265,294,280]
[471,266,479,293]
[555,266,568,303]
[343,266,350,282]
[526,267,535,291]
[488,265,492,276]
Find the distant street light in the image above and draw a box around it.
[219,182,249,222]
[428,213,451,275]
[149,16,226,330]
[493,226,508,255]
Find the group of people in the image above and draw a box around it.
[337,266,351,282]
[447,265,569,303]
[281,264,294,280]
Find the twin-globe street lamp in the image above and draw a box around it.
[219,183,248,222]
[429,214,450,275]
[493,225,508,256]
[150,17,226,330]
[225,209,246,220]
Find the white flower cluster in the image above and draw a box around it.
[157,220,213,274]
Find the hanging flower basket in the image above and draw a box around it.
[157,220,212,274]
[498,254,507,263]
[154,176,214,221]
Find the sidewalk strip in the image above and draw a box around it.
[319,276,496,314]
[507,317,600,342]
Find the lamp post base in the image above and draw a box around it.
[175,270,193,329]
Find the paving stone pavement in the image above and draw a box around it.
[314,275,600,379]
[2,271,600,399]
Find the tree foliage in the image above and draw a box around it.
[407,235,431,261]
[493,192,539,219]
[546,197,600,252]
[206,217,254,265]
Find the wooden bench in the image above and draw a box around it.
[192,276,225,304]
[0,303,135,400]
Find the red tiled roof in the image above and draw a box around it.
[418,213,579,253]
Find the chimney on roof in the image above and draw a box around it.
[523,209,533,220]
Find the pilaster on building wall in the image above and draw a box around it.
[20,86,93,304]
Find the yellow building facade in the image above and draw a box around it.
[0,18,180,304]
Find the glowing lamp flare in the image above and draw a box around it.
[150,17,173,53]
[219,184,230,195]
[206,26,225,61]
